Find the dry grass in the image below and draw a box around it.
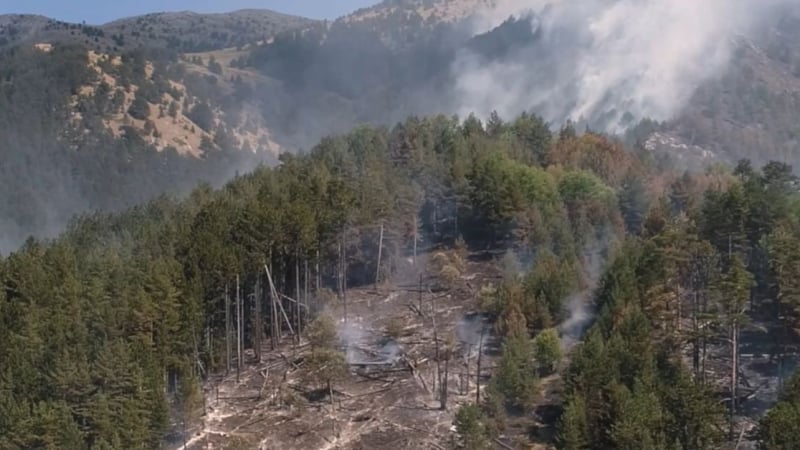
[68,49,281,157]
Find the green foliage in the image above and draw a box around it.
[303,349,349,391]
[757,403,800,450]
[467,152,561,244]
[533,328,563,374]
[558,237,726,450]
[492,329,538,409]
[187,101,215,132]
[618,171,650,235]
[559,396,590,450]
[307,315,338,350]
[127,94,151,120]
[454,403,492,450]
[759,373,800,449]
[522,250,580,329]
[207,55,223,75]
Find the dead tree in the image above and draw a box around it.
[269,259,279,349]
[225,283,231,374]
[432,293,441,397]
[254,275,262,363]
[375,221,384,289]
[343,232,348,323]
[463,344,471,395]
[304,259,310,315]
[206,326,212,376]
[236,274,241,382]
[295,249,302,341]
[418,273,423,314]
[441,351,450,410]
[265,264,295,336]
[476,327,485,404]
[413,214,418,267]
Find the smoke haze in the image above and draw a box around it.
[454,0,787,132]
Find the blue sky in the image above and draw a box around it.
[0,1,381,24]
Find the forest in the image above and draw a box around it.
[0,109,799,449]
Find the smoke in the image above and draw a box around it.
[338,320,367,363]
[559,293,592,349]
[454,0,787,132]
[338,319,402,364]
[457,314,486,347]
[559,227,615,349]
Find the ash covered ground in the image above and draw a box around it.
[178,250,505,450]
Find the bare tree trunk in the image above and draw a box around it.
[731,322,738,439]
[270,264,278,349]
[476,327,485,404]
[692,288,699,378]
[304,259,309,314]
[441,352,449,410]
[433,294,440,398]
[343,231,348,323]
[236,274,241,383]
[376,221,384,289]
[225,283,231,375]
[206,326,212,372]
[418,273,423,314]
[413,214,418,267]
[677,285,683,334]
[296,249,301,340]
[433,202,438,236]
[265,264,295,335]
[454,198,459,238]
[701,287,709,385]
[464,345,471,395]
[254,276,262,363]
[338,238,343,304]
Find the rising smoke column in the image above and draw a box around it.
[454,0,786,132]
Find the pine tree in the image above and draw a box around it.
[533,328,562,375]
[559,396,590,450]
[454,403,491,450]
[716,255,755,435]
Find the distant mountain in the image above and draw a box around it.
[668,8,800,165]
[0,9,314,53]
[231,0,800,167]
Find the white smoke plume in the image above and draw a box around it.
[338,319,402,364]
[559,228,615,349]
[455,0,787,132]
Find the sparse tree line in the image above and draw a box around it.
[1,108,799,449]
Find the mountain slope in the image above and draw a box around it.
[3,0,800,253]
[0,42,276,253]
[0,9,314,53]
[231,0,800,166]
[668,9,800,165]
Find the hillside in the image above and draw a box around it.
[219,0,800,166]
[668,8,800,165]
[3,0,800,245]
[346,0,494,24]
[0,9,313,53]
[0,42,277,253]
